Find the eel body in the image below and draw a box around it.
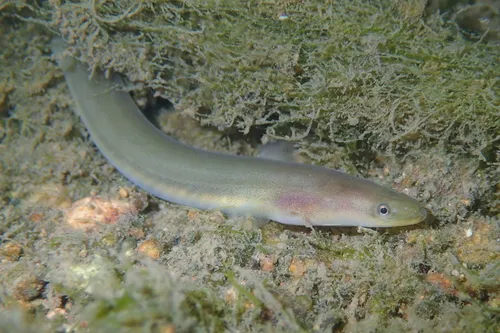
[55,45,427,227]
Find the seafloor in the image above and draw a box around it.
[0,1,498,332]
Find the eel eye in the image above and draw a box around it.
[378,204,390,216]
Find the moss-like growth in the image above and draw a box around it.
[6,0,498,157]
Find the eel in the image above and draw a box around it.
[53,41,427,228]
